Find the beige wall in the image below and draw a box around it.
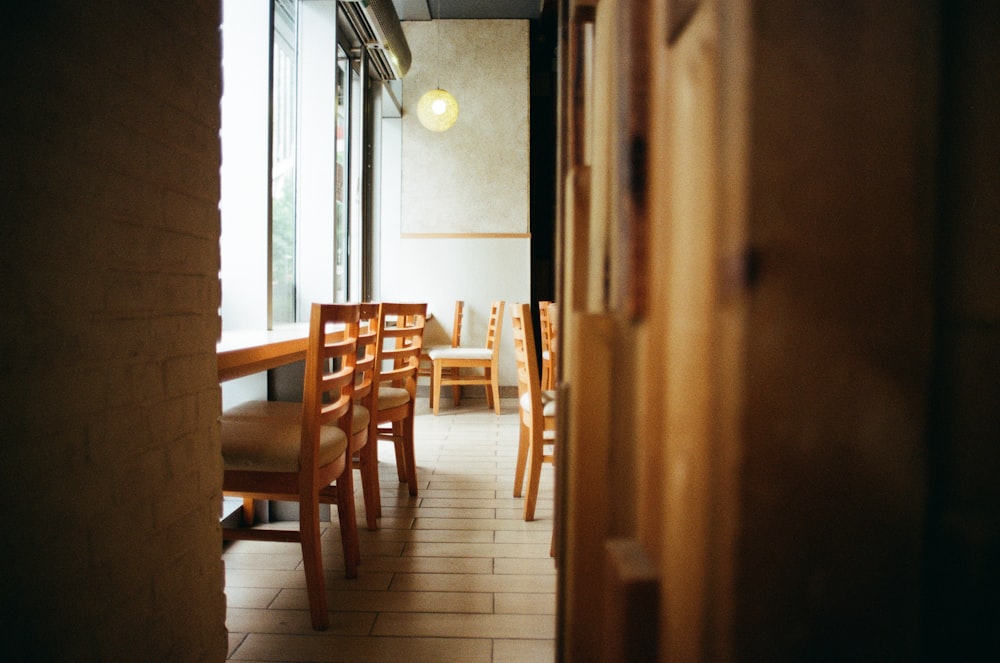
[0,2,228,660]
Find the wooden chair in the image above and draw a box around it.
[510,302,556,521]
[220,303,360,631]
[373,302,427,496]
[418,300,464,406]
[428,300,505,415]
[226,305,382,533]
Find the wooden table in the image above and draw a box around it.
[217,312,430,381]
[217,324,310,382]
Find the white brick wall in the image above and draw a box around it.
[1,1,227,660]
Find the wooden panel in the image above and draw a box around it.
[666,0,700,43]
[660,5,722,661]
[561,311,614,661]
[736,2,935,657]
[603,539,660,663]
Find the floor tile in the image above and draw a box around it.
[273,588,493,614]
[493,638,557,663]
[389,572,557,594]
[371,612,555,639]
[230,633,492,662]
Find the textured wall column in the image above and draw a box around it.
[0,2,228,660]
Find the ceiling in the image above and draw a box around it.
[391,0,544,20]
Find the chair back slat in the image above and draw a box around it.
[354,302,380,404]
[485,300,505,355]
[450,300,465,347]
[376,303,428,392]
[539,300,559,389]
[539,300,552,354]
[548,303,558,357]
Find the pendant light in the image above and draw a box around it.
[417,0,458,132]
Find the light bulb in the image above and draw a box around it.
[417,88,459,132]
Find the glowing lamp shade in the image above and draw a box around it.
[417,88,459,132]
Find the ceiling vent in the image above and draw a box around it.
[339,0,412,80]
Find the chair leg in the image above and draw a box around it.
[359,442,380,531]
[402,410,418,496]
[371,439,382,518]
[490,369,502,414]
[388,421,408,483]
[335,467,360,577]
[432,361,443,415]
[298,490,329,630]
[513,420,529,498]
[428,361,435,409]
[484,368,495,411]
[425,360,435,407]
[241,497,255,526]
[523,428,544,521]
[368,418,383,518]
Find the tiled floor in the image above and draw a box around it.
[222,397,556,662]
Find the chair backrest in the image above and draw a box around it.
[450,300,465,348]
[302,303,359,469]
[539,300,553,356]
[485,300,505,358]
[354,302,380,407]
[548,301,559,384]
[547,302,558,348]
[376,302,428,396]
[510,302,541,407]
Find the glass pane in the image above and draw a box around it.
[271,0,297,324]
[334,46,350,302]
[349,63,365,301]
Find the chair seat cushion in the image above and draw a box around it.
[423,344,452,355]
[224,400,298,420]
[221,401,349,472]
[352,404,370,435]
[377,385,411,411]
[427,347,492,361]
[519,390,557,417]
[225,399,369,435]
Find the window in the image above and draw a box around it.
[271,0,297,324]
[335,45,349,302]
[221,0,377,331]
